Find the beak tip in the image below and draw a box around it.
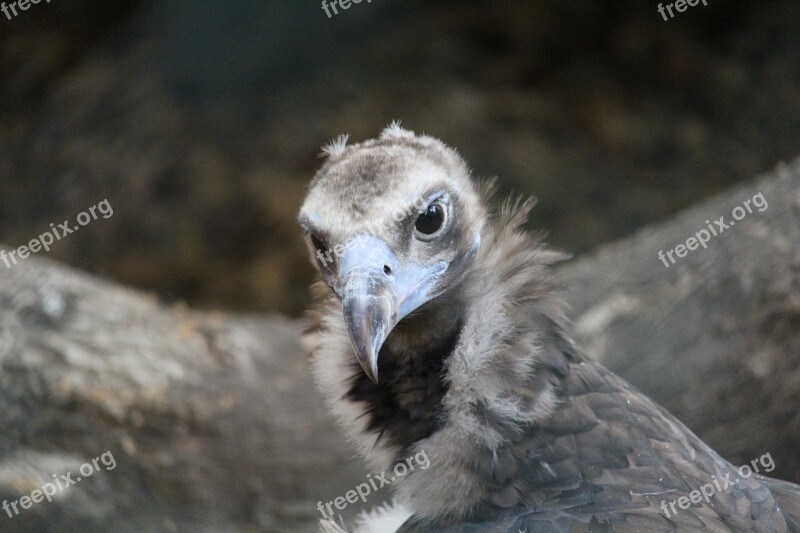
[356,355,380,384]
[341,267,395,386]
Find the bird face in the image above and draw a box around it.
[298,127,483,383]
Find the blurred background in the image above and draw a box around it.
[2,0,798,316]
[2,2,800,532]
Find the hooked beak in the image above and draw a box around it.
[336,235,448,383]
[341,269,396,383]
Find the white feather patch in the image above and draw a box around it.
[352,500,413,533]
[380,121,414,140]
[318,500,413,533]
[321,134,350,158]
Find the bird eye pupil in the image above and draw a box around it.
[415,204,445,235]
[309,233,326,253]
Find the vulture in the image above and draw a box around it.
[298,123,800,532]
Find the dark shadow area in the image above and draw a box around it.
[1,0,798,317]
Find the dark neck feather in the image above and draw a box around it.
[345,297,464,456]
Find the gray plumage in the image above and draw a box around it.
[299,124,800,532]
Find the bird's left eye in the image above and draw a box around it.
[415,203,445,236]
[308,232,327,254]
[307,231,335,271]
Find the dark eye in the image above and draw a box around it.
[415,203,445,236]
[309,232,327,254]
[307,232,335,270]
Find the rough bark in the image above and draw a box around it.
[563,158,800,485]
[0,262,364,532]
[1,160,798,532]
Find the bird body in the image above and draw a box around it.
[300,124,800,532]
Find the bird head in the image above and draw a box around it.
[298,124,484,383]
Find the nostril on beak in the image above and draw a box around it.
[383,265,392,276]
